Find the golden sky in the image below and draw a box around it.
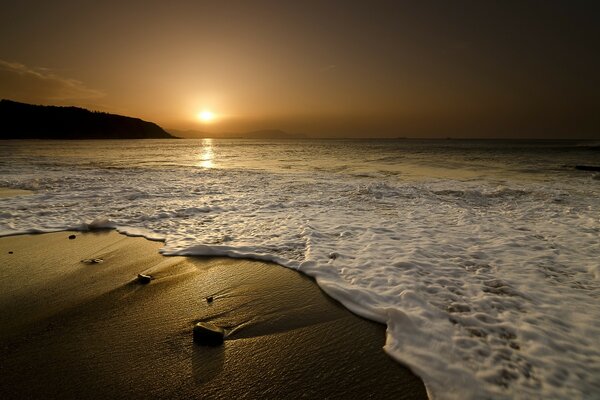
[1,1,598,138]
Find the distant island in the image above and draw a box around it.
[168,128,307,140]
[0,100,174,140]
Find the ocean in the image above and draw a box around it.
[1,138,599,399]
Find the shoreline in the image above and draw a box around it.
[0,231,427,399]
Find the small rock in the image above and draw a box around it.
[68,234,76,240]
[81,258,103,264]
[137,274,152,284]
[193,322,224,346]
[8,251,13,254]
[206,296,214,303]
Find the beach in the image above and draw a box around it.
[2,139,599,399]
[0,188,32,198]
[0,230,427,399]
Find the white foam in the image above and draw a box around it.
[1,139,599,399]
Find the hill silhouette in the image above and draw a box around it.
[0,100,174,139]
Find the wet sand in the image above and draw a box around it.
[0,188,32,198]
[0,231,427,399]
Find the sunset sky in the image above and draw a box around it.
[1,1,598,138]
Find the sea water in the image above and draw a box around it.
[1,139,599,399]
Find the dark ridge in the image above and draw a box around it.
[0,99,175,140]
[575,165,600,172]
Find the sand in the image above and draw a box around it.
[0,231,427,399]
[0,188,32,198]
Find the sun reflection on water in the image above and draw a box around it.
[198,138,214,168]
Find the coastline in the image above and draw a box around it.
[0,231,427,399]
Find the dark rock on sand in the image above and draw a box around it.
[575,165,600,172]
[8,251,13,254]
[206,296,214,303]
[81,258,103,264]
[193,322,224,346]
[68,235,76,240]
[137,274,152,284]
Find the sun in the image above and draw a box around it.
[197,110,215,123]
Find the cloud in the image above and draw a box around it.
[0,59,104,103]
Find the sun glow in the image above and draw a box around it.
[197,138,214,168]
[198,110,215,123]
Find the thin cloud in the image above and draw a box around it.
[0,59,104,103]
[321,64,337,72]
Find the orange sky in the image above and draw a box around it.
[1,1,599,138]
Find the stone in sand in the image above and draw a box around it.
[206,296,214,303]
[81,258,103,264]
[193,322,224,346]
[8,251,13,254]
[137,274,152,284]
[68,234,76,240]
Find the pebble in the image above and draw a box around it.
[137,274,152,284]
[193,322,224,346]
[68,234,76,240]
[81,258,103,264]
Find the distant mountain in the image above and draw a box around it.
[0,99,175,139]
[243,129,307,139]
[166,129,208,139]
[168,128,307,139]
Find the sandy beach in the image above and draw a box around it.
[0,230,427,399]
[0,188,32,198]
